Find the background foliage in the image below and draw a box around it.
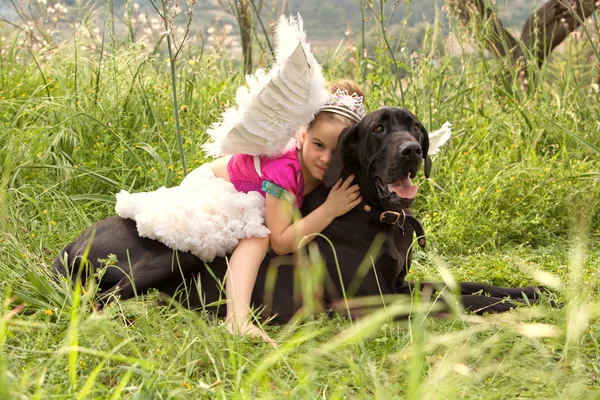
[0,0,599,398]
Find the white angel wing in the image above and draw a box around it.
[203,14,328,157]
[428,122,453,155]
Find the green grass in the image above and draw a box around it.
[1,4,600,398]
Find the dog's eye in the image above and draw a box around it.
[412,123,421,133]
[372,125,384,135]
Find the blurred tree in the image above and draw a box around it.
[218,0,253,74]
[446,0,600,87]
[236,0,253,74]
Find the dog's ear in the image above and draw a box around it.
[323,124,358,188]
[424,156,431,179]
[419,124,431,179]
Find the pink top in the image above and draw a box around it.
[227,148,305,207]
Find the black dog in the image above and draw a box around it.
[54,107,545,322]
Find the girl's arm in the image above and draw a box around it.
[265,176,361,255]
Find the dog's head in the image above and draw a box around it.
[323,107,430,210]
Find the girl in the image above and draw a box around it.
[116,80,366,344]
[207,80,366,343]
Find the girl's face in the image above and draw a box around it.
[300,118,349,182]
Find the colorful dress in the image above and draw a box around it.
[228,148,304,207]
[115,148,303,262]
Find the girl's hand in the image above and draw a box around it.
[323,175,362,218]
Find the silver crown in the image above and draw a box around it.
[319,89,366,123]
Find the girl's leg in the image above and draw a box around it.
[225,236,273,343]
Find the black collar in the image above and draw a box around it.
[362,203,426,248]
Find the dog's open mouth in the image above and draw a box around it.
[387,173,418,200]
[376,173,418,201]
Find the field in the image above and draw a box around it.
[1,1,600,398]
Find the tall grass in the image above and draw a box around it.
[1,0,600,397]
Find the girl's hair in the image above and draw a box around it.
[308,79,365,129]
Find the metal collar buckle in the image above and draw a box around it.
[379,210,406,225]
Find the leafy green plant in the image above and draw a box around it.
[0,0,599,397]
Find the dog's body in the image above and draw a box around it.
[54,108,545,321]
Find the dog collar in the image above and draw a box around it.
[363,204,426,248]
[379,210,406,225]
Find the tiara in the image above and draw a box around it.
[319,89,366,123]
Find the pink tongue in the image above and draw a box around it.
[388,175,418,199]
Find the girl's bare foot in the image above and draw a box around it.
[226,319,277,347]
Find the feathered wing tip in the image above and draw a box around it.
[428,122,453,155]
[273,14,306,63]
[202,13,328,158]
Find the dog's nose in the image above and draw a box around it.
[399,142,422,158]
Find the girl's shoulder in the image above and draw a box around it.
[261,147,300,168]
[261,148,301,180]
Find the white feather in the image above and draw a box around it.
[428,122,453,155]
[203,14,327,157]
